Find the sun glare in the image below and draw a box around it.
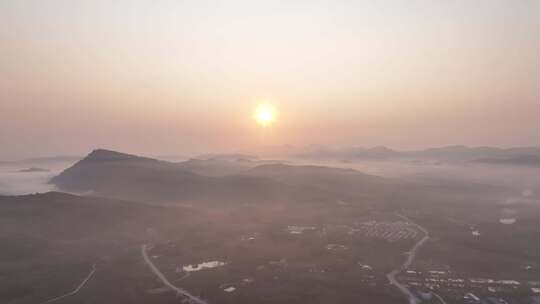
[255,104,276,127]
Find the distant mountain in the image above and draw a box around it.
[50,149,328,204]
[17,167,50,173]
[176,157,282,176]
[50,148,509,209]
[473,155,540,167]
[289,145,540,163]
[192,152,259,161]
[0,155,81,165]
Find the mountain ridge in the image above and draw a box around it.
[50,149,342,204]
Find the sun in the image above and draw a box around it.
[254,104,276,127]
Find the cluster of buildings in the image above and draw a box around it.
[350,220,419,242]
[399,269,540,304]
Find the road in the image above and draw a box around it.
[386,214,430,304]
[141,244,207,304]
[172,272,191,283]
[40,263,97,304]
[433,291,448,304]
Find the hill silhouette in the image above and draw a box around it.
[51,149,333,204]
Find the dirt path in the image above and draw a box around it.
[40,263,96,304]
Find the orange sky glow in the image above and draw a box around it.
[1,0,539,158]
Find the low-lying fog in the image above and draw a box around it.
[298,158,540,196]
[1,155,539,202]
[0,161,72,195]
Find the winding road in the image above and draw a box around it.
[141,244,207,304]
[386,214,431,304]
[40,263,97,304]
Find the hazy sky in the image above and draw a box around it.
[1,0,539,159]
